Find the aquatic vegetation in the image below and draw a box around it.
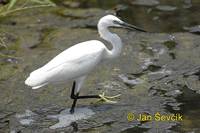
[0,35,7,49]
[0,0,56,17]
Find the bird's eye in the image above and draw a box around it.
[113,20,120,25]
[113,20,122,26]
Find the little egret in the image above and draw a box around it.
[25,15,146,113]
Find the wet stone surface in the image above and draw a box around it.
[0,2,200,133]
[156,5,177,12]
[184,25,200,35]
[131,0,160,6]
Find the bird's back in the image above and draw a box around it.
[25,40,106,89]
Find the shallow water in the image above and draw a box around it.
[48,107,95,129]
[0,0,200,133]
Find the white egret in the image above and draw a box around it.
[25,15,146,114]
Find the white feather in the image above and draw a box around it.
[25,40,106,88]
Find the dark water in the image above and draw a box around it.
[57,0,200,33]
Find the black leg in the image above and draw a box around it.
[70,81,100,99]
[70,81,77,114]
[69,81,101,114]
[70,81,76,99]
[76,95,100,99]
[70,92,79,114]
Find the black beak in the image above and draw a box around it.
[113,20,147,32]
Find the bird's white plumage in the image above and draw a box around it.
[25,40,106,89]
[25,15,126,91]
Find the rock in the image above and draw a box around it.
[62,1,80,8]
[156,5,177,11]
[132,0,159,6]
[184,25,200,34]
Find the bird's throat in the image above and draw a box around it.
[99,27,123,59]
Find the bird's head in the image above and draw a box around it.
[98,15,146,32]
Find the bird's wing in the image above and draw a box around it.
[27,40,106,85]
[41,40,105,71]
[42,52,103,82]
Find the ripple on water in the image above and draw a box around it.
[47,107,95,129]
[148,69,172,75]
[15,109,36,126]
[119,74,144,86]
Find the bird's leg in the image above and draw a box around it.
[70,81,78,114]
[70,92,79,114]
[74,92,121,103]
[70,81,100,99]
[69,81,121,114]
[69,81,100,114]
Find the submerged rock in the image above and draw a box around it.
[48,107,95,129]
[131,0,160,6]
[156,5,177,12]
[118,74,144,86]
[184,25,200,34]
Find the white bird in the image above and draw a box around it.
[25,15,146,113]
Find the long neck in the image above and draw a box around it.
[98,26,123,59]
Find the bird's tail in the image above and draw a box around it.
[25,69,48,89]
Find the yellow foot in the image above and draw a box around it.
[98,92,121,103]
